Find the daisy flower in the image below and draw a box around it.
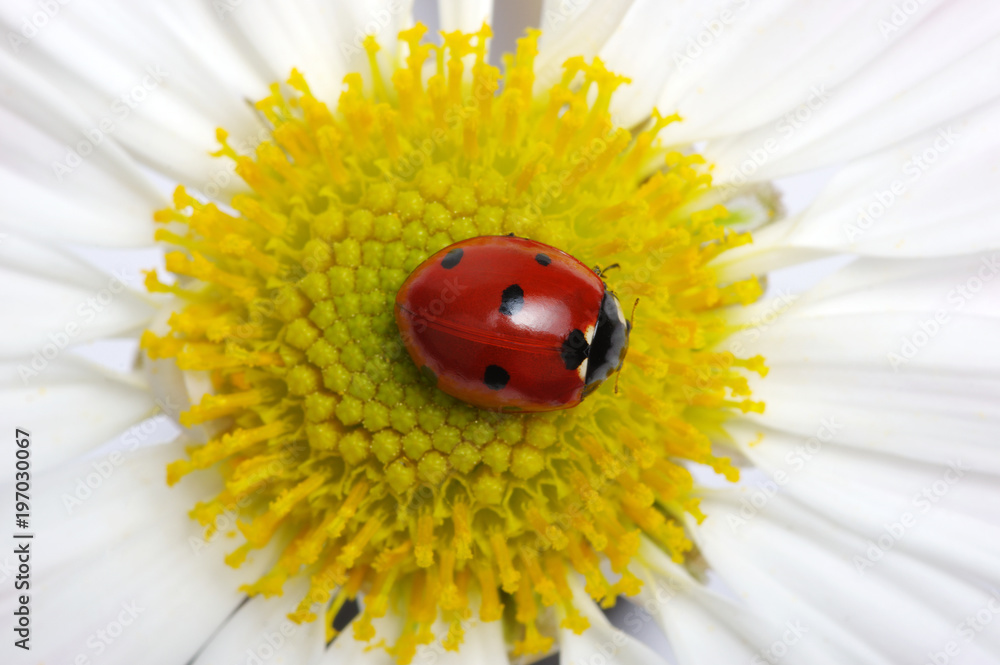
[2,1,999,664]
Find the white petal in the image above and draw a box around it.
[224,1,418,105]
[655,0,1000,165]
[1,0,270,193]
[635,542,846,665]
[0,230,136,290]
[724,423,1000,583]
[439,0,493,34]
[0,240,154,358]
[333,0,415,78]
[559,574,667,665]
[537,0,1000,157]
[639,584,767,665]
[0,355,154,483]
[0,55,163,246]
[0,439,274,665]
[595,0,683,128]
[704,5,1000,182]
[738,365,1000,476]
[219,0,349,102]
[535,0,636,88]
[718,100,1000,269]
[651,0,896,138]
[695,250,1000,661]
[691,490,1000,664]
[727,252,1000,366]
[192,579,326,665]
[722,254,1000,472]
[538,0,766,127]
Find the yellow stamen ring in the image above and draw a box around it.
[143,24,765,663]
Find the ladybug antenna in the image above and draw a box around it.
[614,298,640,395]
[594,263,620,277]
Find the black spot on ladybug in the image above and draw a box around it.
[441,248,463,269]
[499,284,524,316]
[535,253,551,266]
[561,329,590,370]
[484,365,510,390]
[420,365,437,387]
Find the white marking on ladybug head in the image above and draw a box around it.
[577,324,596,381]
[614,298,626,325]
[584,291,630,388]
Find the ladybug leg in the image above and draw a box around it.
[627,297,639,332]
[613,298,639,394]
[593,263,620,276]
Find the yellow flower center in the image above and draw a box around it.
[141,24,765,663]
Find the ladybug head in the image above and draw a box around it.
[584,290,631,391]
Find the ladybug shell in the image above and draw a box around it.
[395,236,606,412]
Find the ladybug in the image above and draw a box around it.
[394,236,632,412]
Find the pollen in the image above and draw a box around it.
[143,24,766,662]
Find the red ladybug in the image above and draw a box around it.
[394,236,631,412]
